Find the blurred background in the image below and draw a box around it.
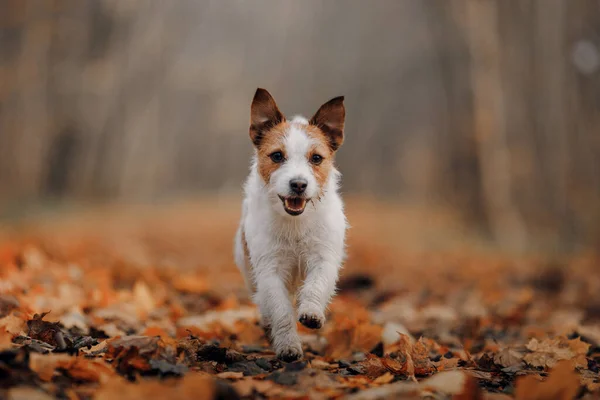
[0,0,599,252]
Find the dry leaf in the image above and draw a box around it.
[453,375,483,400]
[29,353,71,381]
[566,337,591,368]
[421,370,468,395]
[356,355,389,379]
[133,281,156,315]
[6,387,54,400]
[95,374,214,400]
[172,274,209,294]
[385,334,435,378]
[580,369,600,392]
[0,313,26,336]
[325,312,383,359]
[436,357,460,371]
[494,347,524,368]
[232,378,304,398]
[0,295,19,318]
[515,360,580,400]
[0,330,13,350]
[524,337,589,368]
[30,353,115,383]
[216,371,244,379]
[373,372,395,384]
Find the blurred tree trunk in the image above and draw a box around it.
[564,0,600,249]
[0,1,53,201]
[464,0,528,250]
[425,1,487,230]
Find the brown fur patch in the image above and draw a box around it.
[241,229,250,263]
[240,228,255,293]
[256,122,289,184]
[304,125,335,192]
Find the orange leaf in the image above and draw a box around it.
[515,360,580,400]
[95,373,215,400]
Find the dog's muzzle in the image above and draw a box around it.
[278,195,308,216]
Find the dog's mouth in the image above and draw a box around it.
[278,195,308,216]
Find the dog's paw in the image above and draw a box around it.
[274,335,303,362]
[277,346,303,362]
[298,313,323,329]
[298,306,325,329]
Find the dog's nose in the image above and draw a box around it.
[289,178,308,195]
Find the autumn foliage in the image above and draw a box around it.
[0,201,599,399]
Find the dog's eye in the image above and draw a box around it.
[270,152,284,163]
[310,154,323,165]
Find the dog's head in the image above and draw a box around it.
[249,88,345,216]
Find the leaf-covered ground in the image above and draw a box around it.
[0,199,599,399]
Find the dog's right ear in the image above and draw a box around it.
[250,88,285,146]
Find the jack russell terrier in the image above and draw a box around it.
[234,88,348,361]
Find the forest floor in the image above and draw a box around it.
[0,197,599,399]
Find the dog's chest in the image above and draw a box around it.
[272,223,316,255]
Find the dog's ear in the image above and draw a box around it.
[309,96,345,151]
[250,88,285,146]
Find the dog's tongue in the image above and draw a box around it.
[285,197,306,210]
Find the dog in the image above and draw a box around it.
[234,88,348,361]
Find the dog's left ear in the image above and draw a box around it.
[310,96,345,151]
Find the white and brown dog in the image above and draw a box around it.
[234,88,348,361]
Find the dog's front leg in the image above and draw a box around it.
[297,256,340,330]
[254,267,303,361]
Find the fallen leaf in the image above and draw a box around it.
[385,334,435,378]
[566,337,591,368]
[580,369,600,392]
[372,371,394,384]
[343,380,419,400]
[325,312,383,360]
[172,273,209,295]
[493,347,524,368]
[26,312,67,350]
[0,295,19,318]
[177,307,258,331]
[216,371,244,379]
[453,375,483,400]
[105,335,181,376]
[351,355,388,379]
[29,353,72,381]
[133,281,156,315]
[524,337,589,368]
[95,374,216,400]
[30,353,115,383]
[421,370,468,395]
[0,331,13,350]
[232,378,303,398]
[310,359,334,370]
[6,387,54,400]
[436,356,460,371]
[515,360,580,400]
[0,313,26,336]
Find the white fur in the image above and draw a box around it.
[234,118,347,360]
